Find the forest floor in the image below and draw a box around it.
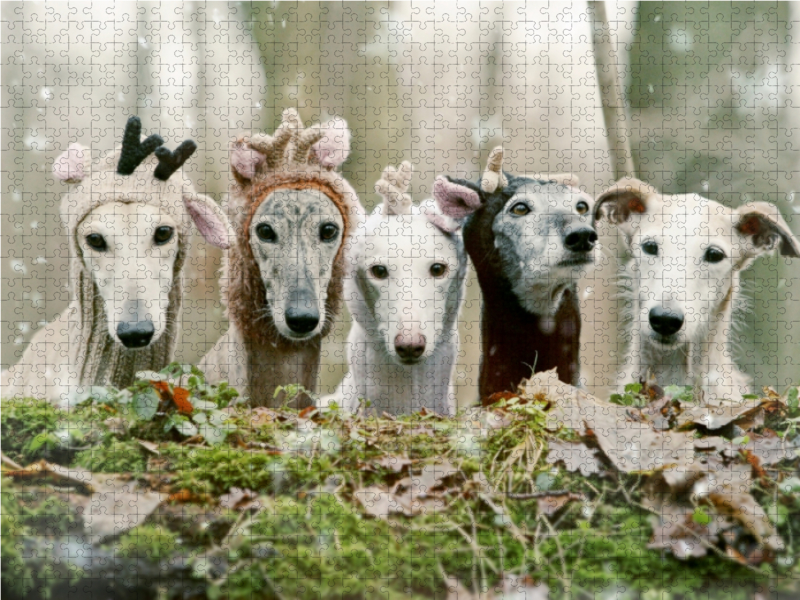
[2,365,800,600]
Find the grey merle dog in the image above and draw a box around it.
[434,148,596,399]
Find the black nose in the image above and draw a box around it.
[564,228,598,253]
[649,307,684,337]
[285,307,320,335]
[116,321,155,348]
[395,333,426,361]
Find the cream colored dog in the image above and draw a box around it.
[595,177,800,404]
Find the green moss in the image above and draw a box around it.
[111,524,179,562]
[74,438,147,473]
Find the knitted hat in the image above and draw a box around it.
[223,108,364,343]
[52,116,231,389]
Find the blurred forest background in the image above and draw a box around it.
[2,2,799,405]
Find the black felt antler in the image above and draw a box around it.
[117,116,164,175]
[154,140,198,181]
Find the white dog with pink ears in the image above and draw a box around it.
[321,162,469,416]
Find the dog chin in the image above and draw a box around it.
[556,255,594,269]
[646,332,682,349]
[276,325,321,342]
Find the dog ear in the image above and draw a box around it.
[230,140,266,183]
[311,117,351,169]
[183,192,234,249]
[735,202,800,258]
[420,198,461,234]
[433,176,484,220]
[593,177,660,235]
[53,143,89,184]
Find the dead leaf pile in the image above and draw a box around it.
[522,368,798,564]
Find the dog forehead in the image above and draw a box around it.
[254,188,340,219]
[79,201,175,229]
[505,181,586,212]
[363,215,454,257]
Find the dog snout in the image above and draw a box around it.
[285,306,320,335]
[394,331,426,362]
[648,307,684,337]
[564,227,598,253]
[116,321,155,348]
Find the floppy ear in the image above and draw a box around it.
[593,177,661,238]
[183,192,234,249]
[53,143,88,184]
[311,117,351,169]
[433,176,484,220]
[230,141,266,183]
[735,202,800,259]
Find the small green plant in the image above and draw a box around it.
[609,383,649,408]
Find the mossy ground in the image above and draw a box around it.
[2,391,799,600]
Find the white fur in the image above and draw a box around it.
[321,199,468,416]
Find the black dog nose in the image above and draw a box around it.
[116,321,155,348]
[395,332,426,361]
[564,228,598,253]
[649,307,684,336]
[285,307,320,334]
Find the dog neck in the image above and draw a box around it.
[477,271,581,398]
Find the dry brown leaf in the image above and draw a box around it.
[677,399,765,430]
[497,573,550,600]
[5,460,95,493]
[536,492,582,517]
[219,487,260,511]
[136,439,160,455]
[545,439,602,476]
[353,486,400,519]
[375,455,413,473]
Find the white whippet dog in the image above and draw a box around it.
[2,117,231,407]
[594,177,800,404]
[321,162,469,416]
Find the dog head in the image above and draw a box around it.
[434,147,596,315]
[55,117,232,350]
[347,162,467,365]
[595,177,800,349]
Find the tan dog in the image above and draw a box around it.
[594,178,800,404]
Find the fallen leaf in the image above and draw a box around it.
[375,455,413,473]
[497,573,550,600]
[353,486,400,519]
[172,387,194,415]
[536,492,582,517]
[136,439,160,455]
[219,487,260,511]
[5,460,95,493]
[545,439,602,476]
[249,407,278,428]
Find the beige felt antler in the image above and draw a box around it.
[481,146,508,193]
[375,161,414,215]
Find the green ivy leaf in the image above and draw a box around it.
[175,419,198,437]
[692,506,711,526]
[132,389,160,421]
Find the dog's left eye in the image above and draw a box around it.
[429,263,448,278]
[319,222,339,242]
[642,241,659,256]
[703,247,726,263]
[153,226,174,245]
[510,202,531,216]
[576,201,589,215]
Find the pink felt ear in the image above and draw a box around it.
[53,143,87,183]
[312,117,351,168]
[183,193,233,249]
[421,201,461,233]
[433,176,482,220]
[230,144,266,181]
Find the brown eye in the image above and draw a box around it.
[704,247,726,263]
[430,263,448,278]
[153,226,174,245]
[256,223,277,243]
[511,202,530,216]
[85,233,107,251]
[370,265,389,279]
[320,222,339,242]
[576,201,589,215]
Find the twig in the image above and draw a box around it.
[1,452,24,471]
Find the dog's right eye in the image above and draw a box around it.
[255,223,277,243]
[642,241,659,256]
[370,265,389,280]
[85,233,107,251]
[510,202,531,216]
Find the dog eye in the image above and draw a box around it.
[642,241,659,256]
[319,222,339,242]
[576,201,589,215]
[370,265,389,280]
[430,263,448,278]
[703,247,726,263]
[255,223,277,243]
[510,202,531,216]
[85,233,108,251]
[153,226,174,245]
